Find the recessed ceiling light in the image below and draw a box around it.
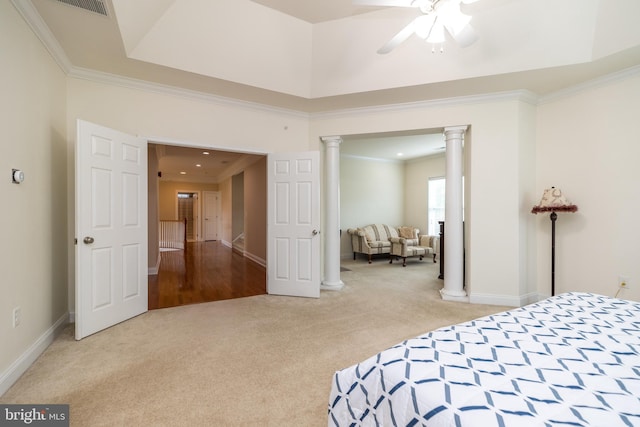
[397,152,404,157]
[180,171,186,175]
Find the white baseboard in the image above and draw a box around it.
[0,312,69,396]
[469,291,540,307]
[221,240,232,249]
[244,251,266,267]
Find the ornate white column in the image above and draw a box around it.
[321,136,344,290]
[441,126,468,302]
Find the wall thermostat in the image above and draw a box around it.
[12,169,24,184]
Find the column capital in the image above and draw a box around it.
[443,125,468,140]
[321,136,343,146]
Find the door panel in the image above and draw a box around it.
[92,248,112,309]
[203,191,219,241]
[76,119,148,340]
[267,152,320,298]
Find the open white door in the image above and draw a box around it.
[267,152,320,298]
[75,120,148,340]
[203,191,220,241]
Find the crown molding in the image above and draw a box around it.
[67,66,310,119]
[340,153,405,164]
[67,62,541,120]
[538,64,640,105]
[309,90,540,120]
[11,0,72,74]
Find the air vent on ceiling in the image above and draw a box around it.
[54,0,108,16]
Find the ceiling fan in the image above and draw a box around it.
[355,0,481,54]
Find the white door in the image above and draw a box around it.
[267,152,320,298]
[75,120,148,340]
[203,191,220,241]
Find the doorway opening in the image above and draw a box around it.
[149,143,268,309]
[177,191,198,241]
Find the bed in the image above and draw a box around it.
[328,292,640,426]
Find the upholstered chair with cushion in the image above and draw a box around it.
[419,234,440,261]
[390,228,438,267]
[347,224,399,263]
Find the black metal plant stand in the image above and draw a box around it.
[531,187,577,297]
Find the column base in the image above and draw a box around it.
[440,288,469,302]
[321,280,344,291]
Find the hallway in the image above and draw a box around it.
[148,241,267,309]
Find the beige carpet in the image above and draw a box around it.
[1,257,509,426]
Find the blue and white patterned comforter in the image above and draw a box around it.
[328,293,640,426]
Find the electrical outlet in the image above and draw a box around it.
[12,307,21,328]
[619,276,630,289]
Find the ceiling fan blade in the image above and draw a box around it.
[353,0,419,8]
[448,23,478,47]
[377,19,418,54]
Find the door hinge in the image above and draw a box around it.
[74,238,77,245]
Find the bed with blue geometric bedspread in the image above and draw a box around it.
[328,292,640,426]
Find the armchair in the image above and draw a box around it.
[390,230,439,267]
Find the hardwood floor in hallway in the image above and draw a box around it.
[148,241,266,310]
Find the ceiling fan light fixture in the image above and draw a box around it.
[439,1,472,35]
[450,23,478,47]
[414,14,436,39]
[445,14,472,37]
[371,0,480,54]
[414,0,435,14]
[425,21,446,44]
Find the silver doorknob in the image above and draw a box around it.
[312,229,320,235]
[83,236,95,244]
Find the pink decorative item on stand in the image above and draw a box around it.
[532,187,578,296]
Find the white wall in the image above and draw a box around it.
[0,2,68,394]
[243,157,267,265]
[404,154,446,235]
[518,102,538,298]
[339,155,405,257]
[462,102,536,304]
[66,78,311,153]
[535,70,640,301]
